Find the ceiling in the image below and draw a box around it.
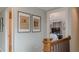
[0,7,60,12]
[38,7,60,11]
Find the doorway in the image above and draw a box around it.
[47,8,68,39]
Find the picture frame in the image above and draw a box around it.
[18,11,31,32]
[0,17,3,32]
[32,15,41,32]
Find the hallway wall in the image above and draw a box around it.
[13,7,47,52]
[0,30,2,49]
[0,8,6,52]
[70,8,79,51]
[0,10,2,49]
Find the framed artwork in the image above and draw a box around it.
[18,11,30,32]
[32,15,41,32]
[0,17,3,32]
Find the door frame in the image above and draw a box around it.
[7,8,13,52]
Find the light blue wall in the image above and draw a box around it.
[0,14,2,50]
[2,8,6,52]
[0,8,6,51]
[0,32,2,49]
[13,7,47,52]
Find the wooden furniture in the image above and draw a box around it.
[43,36,71,52]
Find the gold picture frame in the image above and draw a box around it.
[18,11,30,32]
[32,15,41,32]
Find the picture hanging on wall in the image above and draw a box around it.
[18,11,30,32]
[0,17,3,32]
[32,15,41,32]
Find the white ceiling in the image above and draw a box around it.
[38,7,60,11]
